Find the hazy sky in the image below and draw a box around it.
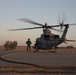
[0,0,76,46]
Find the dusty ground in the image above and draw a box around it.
[0,45,76,52]
[0,46,76,74]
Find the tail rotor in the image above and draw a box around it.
[58,12,66,30]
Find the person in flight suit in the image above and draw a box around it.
[26,38,32,51]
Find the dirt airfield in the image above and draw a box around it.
[0,46,76,67]
[0,46,76,74]
[3,46,76,53]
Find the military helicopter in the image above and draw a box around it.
[9,18,76,52]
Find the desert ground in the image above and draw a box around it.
[0,46,76,74]
[0,46,76,66]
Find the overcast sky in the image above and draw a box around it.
[0,0,76,46]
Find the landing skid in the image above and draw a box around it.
[33,48,39,52]
[33,49,56,52]
[49,50,56,52]
[33,50,39,52]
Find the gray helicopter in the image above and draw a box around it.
[9,18,76,52]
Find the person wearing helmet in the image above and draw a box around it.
[26,38,32,51]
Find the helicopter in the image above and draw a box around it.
[9,18,76,52]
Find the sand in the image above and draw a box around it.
[0,46,76,66]
[0,46,76,74]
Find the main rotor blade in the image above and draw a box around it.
[69,23,76,25]
[66,40,76,42]
[47,25,60,27]
[48,23,76,28]
[50,27,63,32]
[8,27,43,31]
[17,18,44,26]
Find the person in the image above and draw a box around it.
[26,38,32,51]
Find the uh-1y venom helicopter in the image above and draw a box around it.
[9,18,76,52]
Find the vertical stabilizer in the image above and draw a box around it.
[61,24,69,39]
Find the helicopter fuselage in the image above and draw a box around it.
[34,36,63,50]
[33,25,69,50]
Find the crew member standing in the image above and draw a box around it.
[26,38,32,51]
